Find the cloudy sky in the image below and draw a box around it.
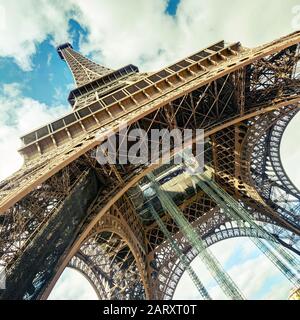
[0,0,300,300]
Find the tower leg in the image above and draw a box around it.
[0,170,99,300]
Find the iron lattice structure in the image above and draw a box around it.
[0,34,300,300]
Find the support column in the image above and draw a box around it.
[0,170,100,300]
[147,172,245,300]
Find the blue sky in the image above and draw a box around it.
[166,0,180,15]
[0,0,181,107]
[0,21,77,107]
[1,0,300,110]
[0,0,300,300]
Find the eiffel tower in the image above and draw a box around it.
[0,32,300,300]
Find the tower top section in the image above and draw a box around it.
[56,42,140,109]
[57,43,73,60]
[56,42,113,87]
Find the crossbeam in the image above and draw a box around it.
[191,170,300,287]
[147,172,245,300]
[148,203,211,300]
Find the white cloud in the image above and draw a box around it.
[262,281,291,300]
[174,239,293,300]
[2,83,22,97]
[281,113,300,190]
[0,0,299,301]
[47,53,53,67]
[1,0,300,71]
[0,82,69,180]
[227,254,283,299]
[48,268,98,300]
[0,0,73,70]
[64,0,300,72]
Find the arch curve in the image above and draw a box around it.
[67,210,148,300]
[157,220,300,300]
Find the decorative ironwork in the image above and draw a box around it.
[0,32,300,300]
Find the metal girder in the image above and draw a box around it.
[0,169,100,300]
[1,32,300,300]
[148,203,211,300]
[57,43,112,87]
[192,172,300,286]
[147,172,245,300]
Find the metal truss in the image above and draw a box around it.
[153,221,300,300]
[147,172,245,300]
[148,203,211,300]
[192,172,300,285]
[57,43,112,87]
[0,32,300,300]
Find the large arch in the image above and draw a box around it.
[33,43,300,300]
[41,108,300,300]
[65,202,149,300]
[152,106,300,300]
[68,252,110,300]
[41,104,300,301]
[155,220,300,300]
